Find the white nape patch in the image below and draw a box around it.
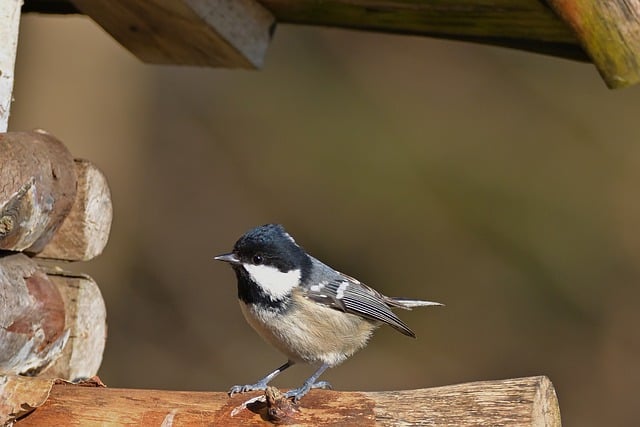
[336,281,349,300]
[243,263,301,299]
[309,280,328,293]
[283,231,298,245]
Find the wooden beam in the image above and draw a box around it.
[69,0,275,68]
[547,0,640,88]
[11,376,561,426]
[259,0,587,60]
[0,0,22,131]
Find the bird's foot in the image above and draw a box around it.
[228,381,269,396]
[284,380,332,402]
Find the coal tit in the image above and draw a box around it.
[215,224,442,401]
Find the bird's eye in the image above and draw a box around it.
[252,254,263,265]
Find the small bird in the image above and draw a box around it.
[214,224,442,401]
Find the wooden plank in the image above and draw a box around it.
[37,159,113,262]
[547,0,640,88]
[0,0,22,131]
[69,0,275,68]
[259,0,587,60]
[14,376,561,426]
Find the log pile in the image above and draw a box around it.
[0,131,111,424]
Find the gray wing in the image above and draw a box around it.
[302,258,416,337]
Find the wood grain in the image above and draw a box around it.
[0,255,107,381]
[37,159,113,262]
[0,254,68,377]
[39,267,107,382]
[547,0,640,88]
[0,0,22,131]
[69,0,275,68]
[16,376,561,426]
[0,376,54,426]
[259,0,586,60]
[0,130,77,253]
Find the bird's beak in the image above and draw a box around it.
[214,252,241,264]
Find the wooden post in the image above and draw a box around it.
[7,376,561,426]
[547,0,640,88]
[0,0,22,131]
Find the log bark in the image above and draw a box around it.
[13,376,561,426]
[69,0,275,68]
[37,159,113,261]
[0,376,54,426]
[0,254,68,377]
[0,255,107,381]
[0,130,77,253]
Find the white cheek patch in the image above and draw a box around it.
[243,263,301,299]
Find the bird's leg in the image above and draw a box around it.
[228,360,294,396]
[284,363,332,402]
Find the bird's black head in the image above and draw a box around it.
[233,224,309,272]
[215,224,312,306]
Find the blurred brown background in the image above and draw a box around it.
[10,14,640,426]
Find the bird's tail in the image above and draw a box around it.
[386,297,444,310]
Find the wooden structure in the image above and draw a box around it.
[3,375,560,426]
[18,0,640,89]
[7,0,638,424]
[0,131,110,381]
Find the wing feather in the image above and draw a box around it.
[302,263,416,337]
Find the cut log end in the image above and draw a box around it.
[37,159,113,262]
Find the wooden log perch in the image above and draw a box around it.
[9,376,561,426]
[0,131,113,261]
[69,0,275,68]
[0,254,107,381]
[547,0,640,88]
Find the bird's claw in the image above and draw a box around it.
[284,380,332,402]
[228,382,268,396]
